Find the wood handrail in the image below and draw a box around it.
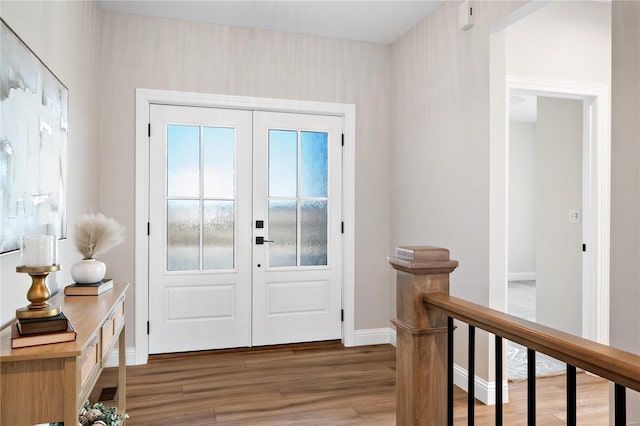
[424,293,640,393]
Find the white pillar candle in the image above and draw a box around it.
[52,236,58,265]
[24,235,54,267]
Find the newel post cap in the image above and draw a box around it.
[388,246,458,274]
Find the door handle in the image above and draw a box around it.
[255,236,274,245]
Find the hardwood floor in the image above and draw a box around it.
[93,344,609,425]
[459,374,609,425]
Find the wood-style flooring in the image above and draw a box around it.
[93,343,609,425]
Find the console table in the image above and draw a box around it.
[0,282,128,425]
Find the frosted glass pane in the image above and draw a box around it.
[269,130,297,197]
[268,200,297,267]
[300,132,328,198]
[203,127,235,198]
[203,200,234,270]
[300,201,327,266]
[167,200,200,271]
[167,125,200,197]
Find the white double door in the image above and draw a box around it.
[148,104,343,354]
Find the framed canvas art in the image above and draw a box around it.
[0,18,68,254]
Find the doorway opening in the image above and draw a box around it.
[506,90,596,379]
[148,105,343,354]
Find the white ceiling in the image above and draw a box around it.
[97,0,444,44]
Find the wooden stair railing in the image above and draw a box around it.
[389,246,640,426]
[424,292,640,393]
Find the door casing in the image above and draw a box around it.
[134,89,356,365]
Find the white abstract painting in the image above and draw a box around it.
[0,19,68,254]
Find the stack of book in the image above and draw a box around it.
[12,312,77,349]
[64,278,114,296]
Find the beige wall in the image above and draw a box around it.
[0,1,101,326]
[391,0,526,383]
[535,97,583,337]
[611,1,640,422]
[97,11,393,342]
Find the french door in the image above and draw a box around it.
[252,111,343,346]
[148,105,342,354]
[148,105,252,353]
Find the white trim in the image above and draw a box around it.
[453,363,510,406]
[342,100,357,347]
[389,327,397,347]
[352,328,394,346]
[104,347,138,368]
[135,89,356,364]
[490,1,549,33]
[505,76,610,345]
[507,272,536,282]
[134,90,151,365]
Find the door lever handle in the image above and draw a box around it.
[255,236,274,245]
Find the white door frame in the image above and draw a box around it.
[505,76,610,344]
[134,88,356,365]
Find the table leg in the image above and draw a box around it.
[118,324,126,416]
[64,357,78,426]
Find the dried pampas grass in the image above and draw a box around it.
[73,213,125,259]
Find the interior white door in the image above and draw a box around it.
[252,111,343,346]
[148,104,252,354]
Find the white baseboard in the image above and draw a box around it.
[508,272,536,282]
[352,327,395,346]
[104,347,138,367]
[453,363,509,405]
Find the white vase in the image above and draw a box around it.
[71,258,106,284]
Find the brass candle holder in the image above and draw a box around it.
[15,265,61,319]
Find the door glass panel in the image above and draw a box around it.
[167,125,200,197]
[268,200,297,267]
[167,200,200,271]
[203,127,235,198]
[266,129,331,269]
[203,200,234,270]
[300,200,328,266]
[300,132,328,198]
[269,130,297,197]
[166,124,239,272]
